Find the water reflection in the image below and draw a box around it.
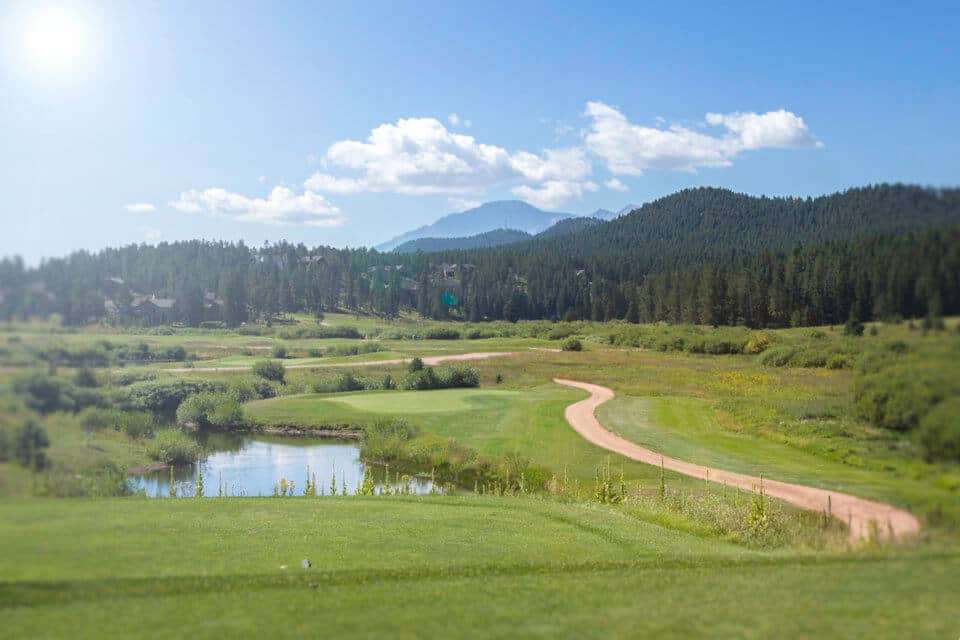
[130,433,433,497]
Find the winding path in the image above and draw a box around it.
[554,378,920,542]
[166,351,514,374]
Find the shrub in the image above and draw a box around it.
[118,411,156,438]
[113,370,156,386]
[547,325,577,340]
[226,376,277,402]
[208,396,244,428]
[177,392,246,429]
[271,345,288,359]
[437,365,480,388]
[464,328,495,340]
[424,327,461,340]
[78,407,118,431]
[146,429,203,464]
[237,325,271,336]
[160,345,188,362]
[327,342,384,357]
[12,420,50,470]
[176,393,217,427]
[758,346,797,368]
[252,359,286,383]
[560,337,583,352]
[794,348,828,368]
[361,419,418,462]
[73,367,99,388]
[826,354,850,370]
[122,379,224,415]
[335,372,365,392]
[308,348,324,357]
[13,372,73,414]
[704,339,743,355]
[843,318,865,337]
[917,399,960,462]
[854,368,947,432]
[408,357,424,373]
[744,332,772,355]
[401,367,440,390]
[276,325,361,339]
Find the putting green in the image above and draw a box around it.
[326,388,520,413]
[246,388,524,427]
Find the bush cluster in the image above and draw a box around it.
[276,325,362,340]
[121,378,225,415]
[176,392,245,429]
[13,372,105,414]
[145,429,203,464]
[78,407,156,438]
[560,337,583,352]
[399,364,480,391]
[326,342,385,357]
[252,359,286,383]
[0,420,50,470]
[423,327,461,340]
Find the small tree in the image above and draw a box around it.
[16,420,50,470]
[408,357,424,373]
[843,315,864,337]
[252,360,286,383]
[73,367,99,388]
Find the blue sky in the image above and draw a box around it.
[1,1,958,263]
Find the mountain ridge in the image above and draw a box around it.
[375,200,576,251]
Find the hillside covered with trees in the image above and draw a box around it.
[2,184,958,328]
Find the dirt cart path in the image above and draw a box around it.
[554,378,920,543]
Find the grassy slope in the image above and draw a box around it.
[245,385,709,490]
[1,498,957,639]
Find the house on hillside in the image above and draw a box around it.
[204,292,225,321]
[131,295,177,324]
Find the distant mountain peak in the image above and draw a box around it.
[376,200,575,251]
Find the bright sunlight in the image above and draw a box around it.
[21,7,91,72]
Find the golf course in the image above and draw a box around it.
[2,310,959,637]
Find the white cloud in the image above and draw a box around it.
[604,178,628,192]
[142,228,162,241]
[125,202,155,213]
[169,186,343,227]
[304,116,594,207]
[448,197,481,211]
[447,113,460,126]
[704,110,822,150]
[511,180,598,210]
[584,101,820,175]
[303,173,367,195]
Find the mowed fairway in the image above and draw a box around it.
[1,498,957,639]
[320,388,520,414]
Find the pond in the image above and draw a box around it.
[129,432,434,497]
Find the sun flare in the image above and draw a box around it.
[22,8,90,71]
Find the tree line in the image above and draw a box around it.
[1,184,957,328]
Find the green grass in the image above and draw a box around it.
[0,497,957,639]
[0,414,150,496]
